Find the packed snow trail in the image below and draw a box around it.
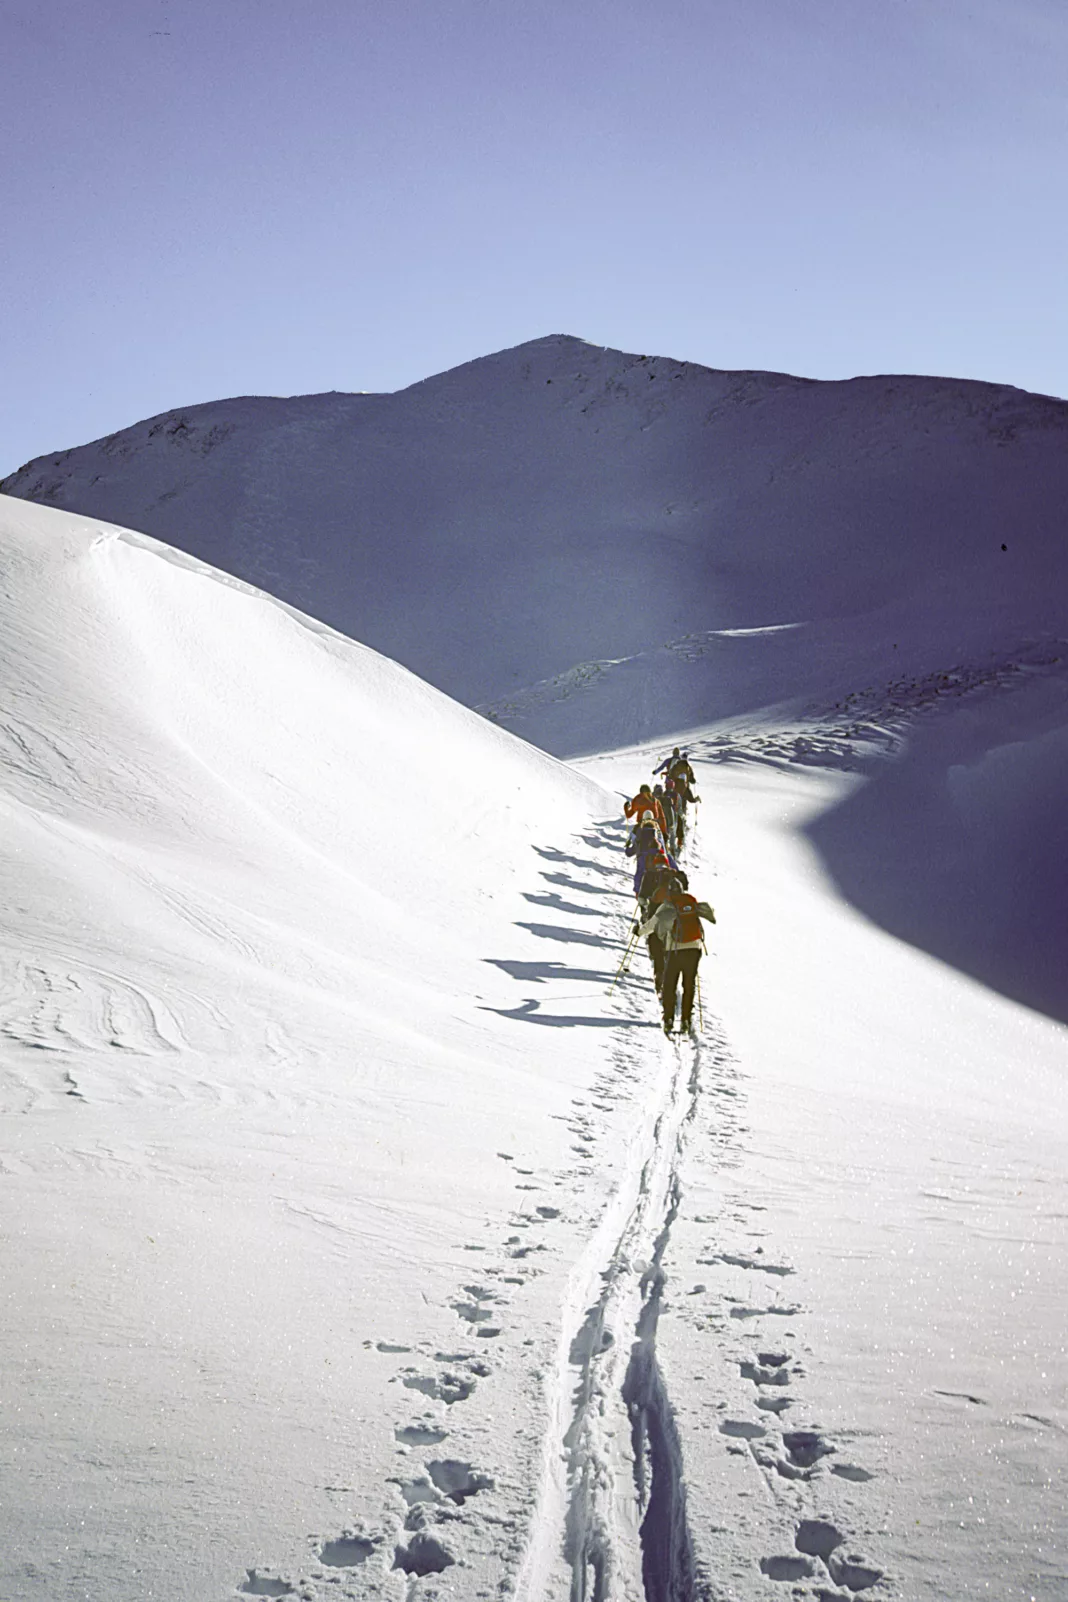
[513,813,713,1602]
[512,1041,695,1601]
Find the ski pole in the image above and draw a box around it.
[608,927,639,994]
[697,970,704,1031]
[608,939,636,994]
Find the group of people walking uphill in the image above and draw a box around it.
[620,748,715,1037]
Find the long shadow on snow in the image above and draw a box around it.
[484,959,615,985]
[541,871,629,901]
[522,892,603,918]
[579,821,629,848]
[806,673,1068,1028]
[516,922,619,949]
[481,999,659,1029]
[532,845,617,878]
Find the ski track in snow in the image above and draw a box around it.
[513,1011,702,1601]
[505,800,887,1602]
[230,804,885,1602]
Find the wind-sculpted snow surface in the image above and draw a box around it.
[5,335,1068,749]
[0,496,626,1600]
[3,497,1067,1602]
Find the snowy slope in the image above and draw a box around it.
[0,496,635,1601]
[578,738,1068,1602]
[4,336,1068,756]
[2,495,1066,1602]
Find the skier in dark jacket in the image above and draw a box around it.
[636,857,687,908]
[665,774,699,851]
[634,858,687,994]
[639,874,716,1034]
[660,782,680,846]
[666,751,696,789]
[627,820,676,896]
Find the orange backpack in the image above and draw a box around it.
[666,892,703,946]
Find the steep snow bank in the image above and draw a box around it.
[0,495,643,1602]
[807,666,1068,1022]
[5,336,1068,749]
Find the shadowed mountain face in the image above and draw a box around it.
[4,335,1068,756]
[805,673,1068,1026]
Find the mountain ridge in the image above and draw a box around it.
[4,334,1068,755]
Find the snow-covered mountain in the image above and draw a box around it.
[7,336,1068,1024]
[5,335,1068,757]
[2,492,1067,1602]
[4,338,1068,1601]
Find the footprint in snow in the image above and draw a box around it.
[392,1532,455,1576]
[238,1528,381,1596]
[826,1551,884,1591]
[760,1554,816,1581]
[794,1519,845,1559]
[400,1371,475,1405]
[319,1534,376,1566]
[238,1574,294,1597]
[756,1394,793,1413]
[426,1458,495,1504]
[393,1476,440,1530]
[740,1358,793,1388]
[435,1348,492,1372]
[392,1461,493,1525]
[395,1423,448,1447]
[452,1299,498,1324]
[719,1418,767,1439]
[781,1429,837,1469]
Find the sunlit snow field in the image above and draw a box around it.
[1,471,1066,1600]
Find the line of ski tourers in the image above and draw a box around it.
[615,747,716,1037]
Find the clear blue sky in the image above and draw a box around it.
[3,0,1066,474]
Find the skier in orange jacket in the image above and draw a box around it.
[623,783,667,835]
